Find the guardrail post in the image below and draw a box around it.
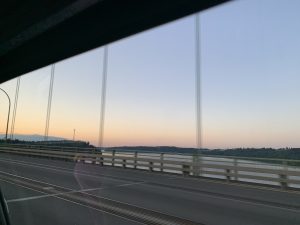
[234,159,238,181]
[134,152,137,169]
[279,174,287,189]
[182,164,190,176]
[149,161,153,172]
[82,154,86,163]
[280,160,288,189]
[100,152,104,166]
[91,149,96,164]
[226,168,231,182]
[123,159,126,168]
[112,150,115,167]
[160,153,164,172]
[192,154,201,177]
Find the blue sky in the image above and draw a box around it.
[1,0,300,148]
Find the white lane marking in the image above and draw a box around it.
[1,157,300,196]
[0,158,144,184]
[0,156,180,181]
[0,170,191,222]
[2,154,300,212]
[0,178,146,225]
[43,187,54,190]
[0,168,145,202]
[0,178,50,198]
[2,169,300,225]
[76,181,146,193]
[0,170,75,191]
[1,169,300,213]
[8,193,54,202]
[7,181,146,203]
[2,176,173,225]
[1,157,300,213]
[2,155,300,213]
[48,195,148,225]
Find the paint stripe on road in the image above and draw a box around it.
[0,156,299,196]
[7,181,146,203]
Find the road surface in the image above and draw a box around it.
[0,153,299,225]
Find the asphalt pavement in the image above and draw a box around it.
[0,153,299,225]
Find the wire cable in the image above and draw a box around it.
[98,46,109,149]
[195,13,202,150]
[44,64,55,141]
[193,13,202,176]
[10,77,21,139]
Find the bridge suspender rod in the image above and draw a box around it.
[10,77,21,139]
[44,64,55,142]
[98,46,109,150]
[195,13,201,151]
[194,13,202,176]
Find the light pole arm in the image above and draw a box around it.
[0,88,11,141]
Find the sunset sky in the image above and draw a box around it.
[1,0,300,148]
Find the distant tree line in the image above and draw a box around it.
[1,139,300,163]
[202,148,300,161]
[106,146,300,161]
[0,139,93,148]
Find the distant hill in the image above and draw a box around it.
[104,146,300,163]
[0,134,65,142]
[0,134,94,148]
[105,146,203,154]
[1,135,300,162]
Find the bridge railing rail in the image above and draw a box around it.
[0,144,299,189]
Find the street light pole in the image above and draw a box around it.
[0,88,11,141]
[73,129,76,141]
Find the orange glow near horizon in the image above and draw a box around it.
[2,1,300,149]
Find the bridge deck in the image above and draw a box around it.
[0,153,299,225]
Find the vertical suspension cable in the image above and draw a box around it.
[98,46,109,149]
[10,77,21,139]
[194,13,202,176]
[195,13,201,150]
[44,64,55,141]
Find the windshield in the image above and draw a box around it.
[0,1,300,225]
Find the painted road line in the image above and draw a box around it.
[0,178,147,225]
[1,167,300,214]
[1,156,300,196]
[0,172,202,225]
[1,157,300,210]
[7,181,146,203]
[0,157,143,183]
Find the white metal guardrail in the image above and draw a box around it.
[0,144,299,189]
